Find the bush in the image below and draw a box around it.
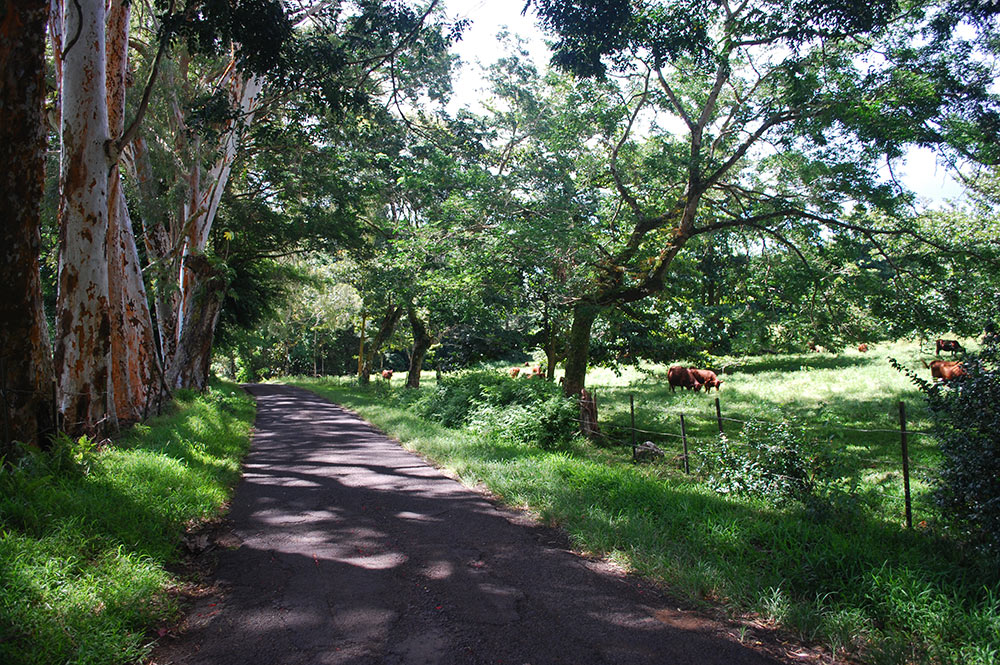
[468,395,579,450]
[416,370,555,427]
[697,418,813,504]
[915,328,1000,556]
[415,370,578,449]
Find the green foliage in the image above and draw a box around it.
[697,418,814,504]
[0,381,254,665]
[2,433,98,481]
[911,327,1000,556]
[383,369,581,449]
[415,370,555,427]
[469,395,580,450]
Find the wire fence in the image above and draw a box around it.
[581,390,935,530]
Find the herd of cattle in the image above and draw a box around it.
[500,339,969,389]
[923,338,968,381]
[510,364,544,379]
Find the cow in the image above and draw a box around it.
[509,367,521,378]
[667,366,703,392]
[381,369,393,380]
[690,368,723,392]
[924,359,967,381]
[936,339,964,356]
[858,343,869,352]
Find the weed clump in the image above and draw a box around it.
[697,418,814,503]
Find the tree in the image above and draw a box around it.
[524,0,1000,396]
[51,0,116,435]
[127,0,460,391]
[1,0,57,450]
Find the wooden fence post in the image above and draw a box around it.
[899,401,912,529]
[715,397,723,434]
[630,393,636,462]
[680,413,690,474]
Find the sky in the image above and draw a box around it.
[440,0,965,207]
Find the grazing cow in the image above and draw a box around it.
[509,367,521,378]
[924,359,967,381]
[531,365,543,378]
[690,368,723,392]
[381,369,393,380]
[858,343,869,352]
[667,366,703,392]
[936,339,964,356]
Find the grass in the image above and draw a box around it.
[287,338,1000,665]
[0,380,255,665]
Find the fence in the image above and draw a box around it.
[594,391,935,530]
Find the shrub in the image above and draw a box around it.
[908,328,1000,556]
[416,370,507,427]
[417,370,557,428]
[697,418,813,504]
[416,370,578,449]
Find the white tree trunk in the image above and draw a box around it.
[169,70,263,390]
[53,0,112,435]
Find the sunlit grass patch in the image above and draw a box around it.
[0,380,254,665]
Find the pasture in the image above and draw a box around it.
[289,339,998,665]
[586,340,944,526]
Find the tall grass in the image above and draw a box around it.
[289,340,999,665]
[0,381,254,665]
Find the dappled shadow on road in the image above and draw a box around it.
[153,384,792,665]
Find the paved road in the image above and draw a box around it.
[153,384,791,665]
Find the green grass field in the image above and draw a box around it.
[289,339,999,665]
[0,381,254,665]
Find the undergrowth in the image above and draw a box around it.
[0,381,254,665]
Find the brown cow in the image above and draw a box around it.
[509,367,521,378]
[667,366,703,392]
[690,368,723,392]
[381,369,394,380]
[936,339,964,356]
[858,343,869,352]
[924,359,967,381]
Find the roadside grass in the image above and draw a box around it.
[288,339,999,665]
[0,381,254,665]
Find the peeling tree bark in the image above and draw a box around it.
[105,0,163,422]
[167,69,263,390]
[53,0,113,436]
[164,254,229,391]
[126,134,181,368]
[0,0,57,450]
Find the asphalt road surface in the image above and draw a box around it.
[152,384,796,665]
